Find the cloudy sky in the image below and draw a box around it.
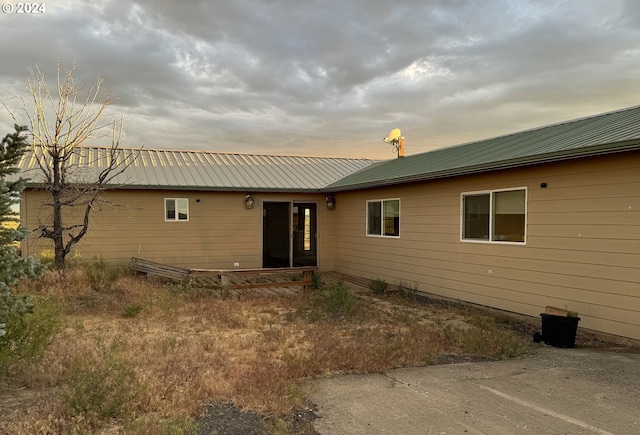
[1,0,639,159]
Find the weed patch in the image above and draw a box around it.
[123,303,143,318]
[448,315,531,360]
[61,338,137,419]
[321,280,358,319]
[311,272,323,290]
[83,256,122,292]
[369,278,389,295]
[125,415,200,435]
[0,296,63,379]
[0,270,541,435]
[397,279,419,301]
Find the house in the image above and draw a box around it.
[18,151,375,270]
[18,106,640,340]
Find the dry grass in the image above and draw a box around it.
[0,268,532,435]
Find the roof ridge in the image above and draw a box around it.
[64,145,379,162]
[412,104,640,157]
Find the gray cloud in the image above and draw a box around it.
[1,0,639,158]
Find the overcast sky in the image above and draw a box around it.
[1,0,639,159]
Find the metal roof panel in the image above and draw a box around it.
[17,147,376,191]
[326,105,640,191]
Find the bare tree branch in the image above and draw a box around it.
[4,64,138,270]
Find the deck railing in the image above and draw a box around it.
[130,257,316,290]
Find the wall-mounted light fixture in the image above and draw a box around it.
[325,194,335,210]
[245,193,254,209]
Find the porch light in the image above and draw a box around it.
[245,193,254,209]
[325,194,335,210]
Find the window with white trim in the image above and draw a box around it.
[165,198,189,221]
[367,199,400,237]
[461,188,526,243]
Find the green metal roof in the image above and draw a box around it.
[326,105,640,191]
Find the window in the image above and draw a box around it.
[304,208,311,251]
[367,199,400,237]
[462,188,526,243]
[165,198,189,221]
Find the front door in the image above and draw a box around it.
[262,202,290,268]
[262,201,318,268]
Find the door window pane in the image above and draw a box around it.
[304,208,311,251]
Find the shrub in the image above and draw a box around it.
[40,248,82,268]
[0,126,45,344]
[38,249,55,267]
[323,280,357,319]
[0,296,63,378]
[62,338,136,419]
[122,303,143,318]
[369,278,388,295]
[311,272,323,290]
[83,256,121,292]
[397,279,419,301]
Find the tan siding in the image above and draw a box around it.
[21,190,333,270]
[333,152,640,340]
[527,236,639,254]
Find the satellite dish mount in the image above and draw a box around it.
[383,128,405,158]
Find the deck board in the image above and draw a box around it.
[129,257,314,295]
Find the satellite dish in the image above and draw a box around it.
[383,128,402,144]
[383,128,405,158]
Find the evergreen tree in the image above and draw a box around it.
[0,125,43,338]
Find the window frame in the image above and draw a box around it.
[366,198,400,238]
[460,187,527,244]
[164,198,189,222]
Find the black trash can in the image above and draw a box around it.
[540,313,580,348]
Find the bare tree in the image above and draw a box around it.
[5,65,137,270]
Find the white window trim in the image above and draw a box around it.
[366,198,401,238]
[460,187,527,245]
[164,198,189,222]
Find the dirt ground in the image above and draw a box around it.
[191,304,628,435]
[196,401,319,435]
[2,272,633,435]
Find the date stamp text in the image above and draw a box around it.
[2,3,46,13]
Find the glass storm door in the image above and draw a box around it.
[262,201,318,268]
[292,203,317,267]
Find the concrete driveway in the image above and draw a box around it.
[307,346,640,435]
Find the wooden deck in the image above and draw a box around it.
[130,257,316,292]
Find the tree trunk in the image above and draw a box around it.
[52,197,65,270]
[52,154,65,270]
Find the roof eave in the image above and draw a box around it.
[23,183,324,193]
